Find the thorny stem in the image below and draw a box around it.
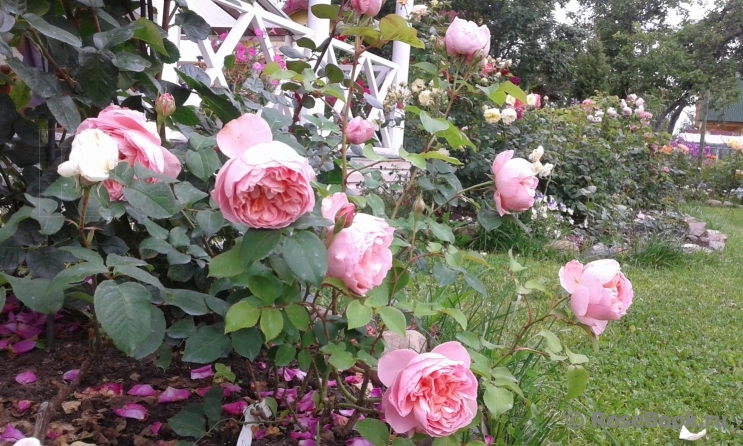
[78,187,91,249]
[430,180,494,215]
[28,29,77,92]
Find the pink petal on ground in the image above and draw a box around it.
[15,312,36,324]
[114,403,148,420]
[15,371,37,385]
[150,422,162,435]
[298,440,316,446]
[13,400,31,413]
[127,384,156,397]
[220,383,241,396]
[222,401,248,416]
[62,369,79,381]
[0,339,10,349]
[16,324,43,340]
[344,375,362,384]
[0,322,15,335]
[0,424,25,441]
[253,429,266,440]
[326,380,337,388]
[47,430,59,440]
[347,438,373,446]
[157,387,190,404]
[369,387,382,398]
[11,339,37,355]
[190,365,214,380]
[195,387,211,397]
[297,391,315,412]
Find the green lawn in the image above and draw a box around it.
[452,206,743,444]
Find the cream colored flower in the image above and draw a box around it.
[529,145,544,163]
[419,90,434,107]
[437,148,450,157]
[501,108,517,125]
[58,129,119,183]
[505,94,516,106]
[411,78,425,93]
[539,163,554,178]
[483,108,501,124]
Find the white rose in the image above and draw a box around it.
[607,107,617,118]
[627,94,637,103]
[529,145,544,162]
[501,108,517,125]
[483,108,501,124]
[505,94,516,106]
[539,163,554,178]
[635,98,644,107]
[411,5,428,18]
[58,129,119,182]
[622,106,632,116]
[411,78,425,93]
[526,94,538,106]
[418,90,434,106]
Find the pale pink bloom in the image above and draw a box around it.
[491,150,538,216]
[345,117,375,145]
[351,0,382,16]
[114,403,148,420]
[157,387,190,404]
[127,384,156,397]
[622,106,632,116]
[321,193,355,228]
[254,29,265,38]
[663,166,670,173]
[325,213,394,296]
[248,47,257,57]
[445,17,490,61]
[212,141,316,229]
[559,259,633,336]
[222,401,248,416]
[62,369,79,381]
[77,106,181,200]
[15,371,36,385]
[379,342,478,437]
[252,62,265,72]
[216,113,273,159]
[191,365,215,380]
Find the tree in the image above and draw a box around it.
[572,37,610,100]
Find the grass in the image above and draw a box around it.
[427,205,743,445]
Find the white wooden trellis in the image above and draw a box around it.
[157,0,414,157]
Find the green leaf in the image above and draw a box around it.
[565,347,589,365]
[329,350,355,370]
[241,229,282,268]
[1,274,64,314]
[168,409,206,438]
[77,47,119,103]
[310,4,340,19]
[346,300,372,330]
[183,325,230,363]
[413,62,438,75]
[566,365,589,399]
[478,207,502,232]
[167,319,196,339]
[195,210,224,237]
[378,306,406,338]
[165,289,209,316]
[537,329,562,354]
[260,307,283,342]
[427,219,455,243]
[113,52,151,72]
[208,247,245,278]
[42,176,81,201]
[443,308,467,330]
[123,181,181,219]
[498,81,527,104]
[483,383,513,418]
[420,111,449,134]
[29,208,64,235]
[462,271,487,297]
[356,418,389,446]
[274,344,296,367]
[51,262,109,288]
[94,281,152,355]
[281,231,328,287]
[93,27,134,49]
[131,18,167,55]
[114,264,164,290]
[224,300,261,333]
[392,439,416,446]
[185,149,221,182]
[174,11,210,42]
[202,387,224,424]
[232,327,262,361]
[131,306,166,359]
[5,58,60,98]
[284,303,310,330]
[47,96,80,133]
[23,13,82,47]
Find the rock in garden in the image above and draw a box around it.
[723,201,734,207]
[547,240,579,254]
[383,330,427,353]
[684,217,707,242]
[583,242,617,260]
[682,244,712,254]
[706,199,722,207]
[699,230,727,251]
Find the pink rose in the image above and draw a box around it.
[325,213,394,296]
[559,259,634,336]
[379,341,478,437]
[212,141,316,229]
[322,193,355,228]
[216,113,273,159]
[78,106,181,200]
[351,0,382,16]
[346,117,375,145]
[444,17,491,62]
[491,150,538,216]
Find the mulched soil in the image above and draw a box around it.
[1,309,352,446]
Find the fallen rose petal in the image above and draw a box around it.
[298,440,316,446]
[1,424,25,441]
[62,369,79,381]
[279,367,307,382]
[15,371,36,385]
[679,425,707,441]
[369,387,382,398]
[157,387,190,404]
[13,400,31,413]
[11,339,37,355]
[15,323,43,340]
[47,430,59,440]
[220,382,241,396]
[253,429,266,440]
[0,339,10,349]
[127,384,156,397]
[347,438,373,446]
[1,322,16,335]
[344,375,362,385]
[297,391,315,412]
[114,403,148,420]
[151,422,162,435]
[195,387,211,397]
[222,401,248,416]
[190,365,214,380]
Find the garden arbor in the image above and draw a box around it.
[156,0,414,158]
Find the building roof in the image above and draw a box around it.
[708,78,743,124]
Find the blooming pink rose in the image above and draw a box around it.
[322,193,355,228]
[346,117,375,145]
[77,106,181,200]
[379,341,478,437]
[559,259,634,336]
[212,141,316,229]
[491,150,538,216]
[444,17,491,62]
[325,213,394,296]
[216,113,273,159]
[351,0,382,16]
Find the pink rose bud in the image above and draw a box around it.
[155,93,176,117]
[322,193,356,233]
[346,117,375,145]
[379,342,478,436]
[444,17,491,62]
[350,0,382,16]
[491,150,539,216]
[413,196,426,220]
[559,259,633,337]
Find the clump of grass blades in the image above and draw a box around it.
[618,236,684,268]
